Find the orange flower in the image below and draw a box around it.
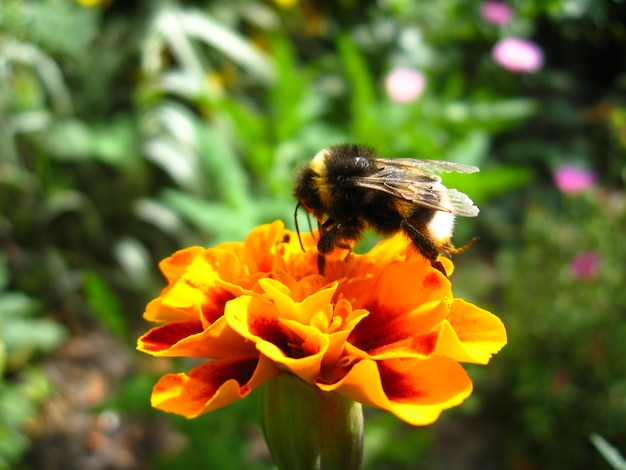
[137,221,506,425]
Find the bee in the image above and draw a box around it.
[294,144,480,275]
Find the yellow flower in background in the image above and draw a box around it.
[138,221,506,425]
[274,0,298,8]
[76,0,109,7]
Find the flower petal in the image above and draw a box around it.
[236,220,286,273]
[322,234,411,281]
[143,297,199,323]
[137,317,257,358]
[226,295,329,381]
[436,299,507,364]
[258,277,337,328]
[138,320,204,354]
[151,355,278,418]
[161,249,252,324]
[158,246,206,285]
[318,357,472,426]
[367,234,410,264]
[342,262,451,358]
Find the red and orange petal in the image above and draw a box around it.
[339,260,452,359]
[322,233,452,281]
[436,299,507,364]
[364,233,410,265]
[157,246,206,286]
[151,355,279,418]
[137,316,257,359]
[319,302,370,377]
[225,294,330,382]
[143,247,274,337]
[317,237,402,282]
[150,249,259,324]
[317,356,473,426]
[223,275,370,382]
[218,220,288,274]
[260,274,331,307]
[268,228,323,281]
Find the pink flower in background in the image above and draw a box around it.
[570,252,600,280]
[554,165,598,194]
[480,1,513,25]
[492,37,544,73]
[385,67,426,103]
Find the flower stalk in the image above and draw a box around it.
[260,372,363,470]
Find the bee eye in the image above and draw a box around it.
[354,156,369,170]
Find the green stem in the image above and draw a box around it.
[259,372,363,470]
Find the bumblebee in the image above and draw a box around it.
[294,144,480,275]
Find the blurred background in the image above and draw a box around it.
[1,0,625,469]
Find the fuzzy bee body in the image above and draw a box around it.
[294,144,480,274]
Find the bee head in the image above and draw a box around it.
[294,164,326,218]
[294,155,330,252]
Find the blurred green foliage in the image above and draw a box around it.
[1,0,625,468]
[0,256,66,468]
[491,190,626,469]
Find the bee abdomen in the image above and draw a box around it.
[425,210,456,243]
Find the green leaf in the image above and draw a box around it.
[0,316,66,357]
[160,189,252,243]
[445,165,534,204]
[91,115,141,167]
[0,292,40,319]
[338,34,378,139]
[0,256,8,292]
[83,271,126,337]
[0,368,51,467]
[46,116,139,167]
[590,434,626,470]
[45,119,91,159]
[444,130,490,167]
[152,8,274,83]
[27,1,98,60]
[268,35,313,141]
[195,123,250,208]
[0,341,6,377]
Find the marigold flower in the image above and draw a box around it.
[138,221,506,425]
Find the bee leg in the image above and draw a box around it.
[317,254,326,275]
[449,237,479,255]
[399,220,449,276]
[316,220,360,275]
[430,260,448,277]
[400,220,439,259]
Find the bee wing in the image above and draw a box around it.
[375,158,480,175]
[352,159,480,217]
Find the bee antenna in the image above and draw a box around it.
[294,201,305,252]
[306,211,316,241]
